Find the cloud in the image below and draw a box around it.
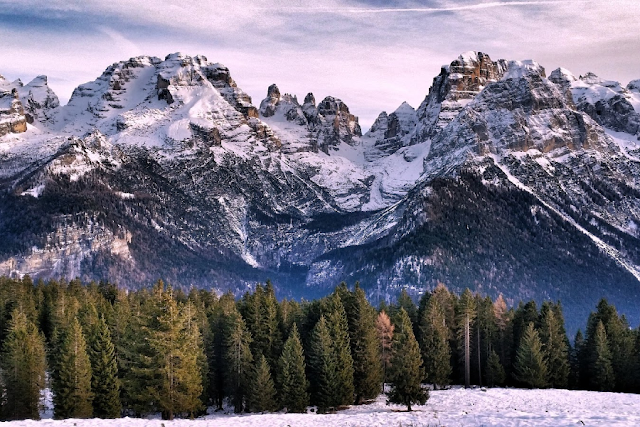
[1,0,639,130]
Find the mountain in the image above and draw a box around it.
[1,51,640,328]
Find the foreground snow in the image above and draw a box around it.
[9,387,640,426]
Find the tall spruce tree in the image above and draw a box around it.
[326,294,355,406]
[589,320,615,391]
[418,296,451,389]
[349,286,383,403]
[146,289,204,419]
[53,318,93,419]
[222,309,253,413]
[387,308,428,411]
[0,309,46,421]
[513,322,547,389]
[308,315,338,412]
[538,302,569,389]
[89,315,121,418]
[486,349,506,387]
[278,324,309,413]
[246,355,278,413]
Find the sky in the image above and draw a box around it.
[1,0,640,130]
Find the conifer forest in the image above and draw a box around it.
[1,275,640,421]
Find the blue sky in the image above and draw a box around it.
[1,0,639,130]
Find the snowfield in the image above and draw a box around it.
[7,387,640,426]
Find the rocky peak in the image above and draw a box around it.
[302,92,320,126]
[563,70,640,136]
[426,59,607,168]
[259,84,281,117]
[16,75,60,124]
[315,96,362,151]
[413,51,508,144]
[0,89,27,137]
[628,80,640,93]
[258,84,307,126]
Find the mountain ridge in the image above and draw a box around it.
[2,51,640,328]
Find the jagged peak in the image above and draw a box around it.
[393,101,415,116]
[303,92,316,107]
[628,80,640,93]
[502,60,546,80]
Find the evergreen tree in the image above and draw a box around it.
[418,296,451,389]
[278,324,309,413]
[397,289,418,333]
[349,285,383,403]
[538,302,569,389]
[247,355,278,413]
[308,315,338,412]
[53,318,93,419]
[570,329,585,390]
[0,309,46,420]
[375,310,394,383]
[222,309,253,413]
[589,320,615,391]
[513,322,547,388]
[486,349,506,387]
[326,294,355,406]
[89,315,121,418]
[146,288,204,419]
[387,308,428,411]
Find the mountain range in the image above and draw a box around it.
[2,51,640,329]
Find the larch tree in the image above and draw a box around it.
[0,309,46,421]
[387,308,428,411]
[455,289,476,388]
[375,310,394,384]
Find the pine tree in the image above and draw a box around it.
[589,320,615,391]
[146,288,204,419]
[376,310,394,384]
[308,315,338,412]
[387,308,428,411]
[349,286,383,403]
[570,330,585,389]
[326,294,355,406]
[0,309,46,420]
[418,296,451,389]
[222,309,253,413]
[486,349,506,387]
[89,315,121,418]
[538,302,569,389]
[53,318,93,419]
[278,324,309,413]
[247,355,278,413]
[513,322,547,388]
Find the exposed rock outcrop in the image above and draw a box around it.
[0,89,27,137]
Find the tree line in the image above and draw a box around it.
[1,276,639,421]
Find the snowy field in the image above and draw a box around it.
[5,387,640,426]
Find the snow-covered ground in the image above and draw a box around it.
[9,387,640,426]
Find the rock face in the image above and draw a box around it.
[0,89,27,136]
[2,52,640,329]
[412,51,508,144]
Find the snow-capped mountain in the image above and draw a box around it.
[1,51,640,327]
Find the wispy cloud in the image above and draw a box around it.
[1,0,639,130]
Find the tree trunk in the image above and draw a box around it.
[465,313,470,388]
[477,323,482,387]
